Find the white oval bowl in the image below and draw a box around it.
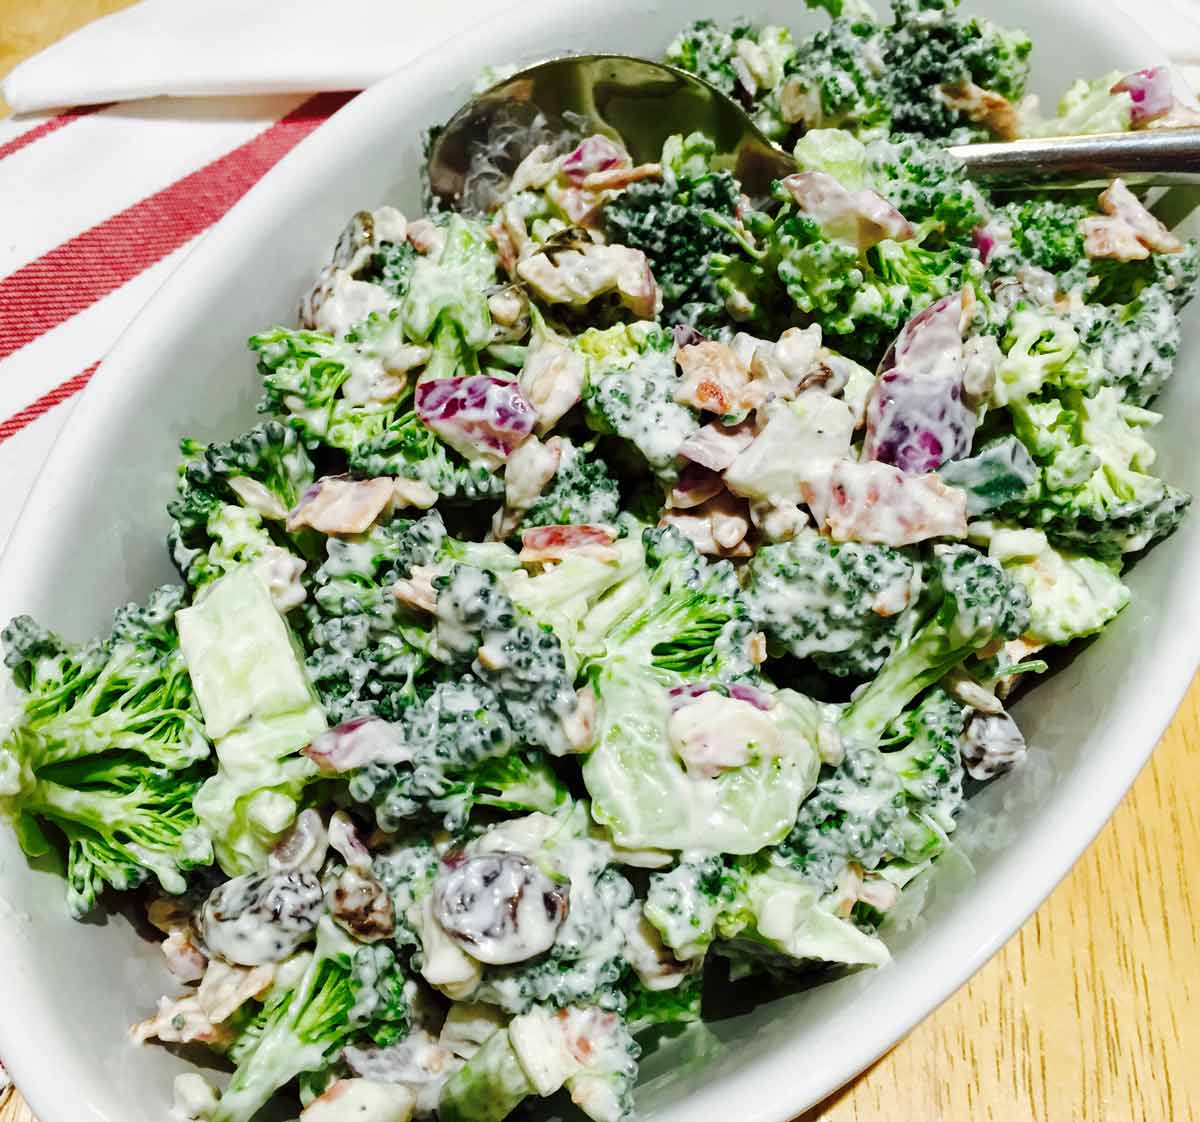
[1,3,1196,1121]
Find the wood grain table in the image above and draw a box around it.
[1,3,1198,1121]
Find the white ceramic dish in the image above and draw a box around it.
[2,3,1197,1120]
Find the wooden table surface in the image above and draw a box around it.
[1,3,1198,1121]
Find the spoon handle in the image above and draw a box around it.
[950,127,1200,188]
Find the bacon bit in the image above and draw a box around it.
[162,929,208,982]
[675,341,762,417]
[287,476,394,535]
[407,218,445,256]
[563,685,597,752]
[493,436,562,539]
[1082,216,1150,261]
[131,996,233,1048]
[1097,178,1182,254]
[659,491,753,558]
[226,476,289,520]
[580,162,663,192]
[780,172,913,250]
[937,79,1019,139]
[197,960,276,1024]
[394,563,440,614]
[517,243,659,318]
[509,143,560,194]
[678,419,757,472]
[802,460,968,547]
[519,341,587,436]
[489,202,531,275]
[393,477,439,510]
[519,524,619,564]
[666,463,725,511]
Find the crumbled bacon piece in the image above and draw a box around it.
[674,341,762,417]
[659,491,753,557]
[937,79,1019,139]
[780,172,913,249]
[287,476,394,535]
[519,524,620,564]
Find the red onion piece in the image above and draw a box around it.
[415,376,536,468]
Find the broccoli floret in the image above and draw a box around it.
[518,440,621,532]
[601,133,744,327]
[985,198,1089,283]
[1071,285,1182,407]
[838,545,1029,751]
[581,323,700,481]
[866,133,989,243]
[433,564,583,755]
[883,0,1032,140]
[1010,387,1191,556]
[937,436,1038,515]
[211,918,409,1122]
[766,204,967,360]
[664,21,796,140]
[1,586,212,917]
[346,671,568,831]
[595,526,747,677]
[358,238,418,299]
[1031,71,1134,137]
[167,421,314,589]
[775,688,966,892]
[303,513,447,723]
[779,13,890,137]
[993,529,1130,646]
[744,531,921,679]
[625,973,704,1034]
[644,853,747,960]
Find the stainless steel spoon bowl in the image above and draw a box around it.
[426,53,1200,211]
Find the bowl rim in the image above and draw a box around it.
[0,2,1192,1121]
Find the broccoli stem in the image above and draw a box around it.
[438,1027,534,1122]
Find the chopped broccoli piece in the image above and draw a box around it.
[938,436,1038,515]
[358,238,418,299]
[434,563,582,756]
[779,12,890,137]
[1,586,212,917]
[167,421,314,590]
[211,918,409,1122]
[601,134,744,328]
[644,853,747,960]
[866,133,989,243]
[625,973,704,1034]
[744,531,922,679]
[985,198,1088,283]
[1031,70,1134,137]
[776,688,966,892]
[883,0,1032,140]
[581,322,699,480]
[839,545,1029,751]
[1010,387,1192,556]
[519,440,621,532]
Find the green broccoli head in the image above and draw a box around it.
[167,421,314,589]
[779,13,891,137]
[776,688,967,894]
[744,531,922,679]
[883,0,1032,139]
[839,545,1029,750]
[866,134,989,243]
[1,586,212,917]
[601,135,744,328]
[303,512,447,723]
[598,525,747,676]
[984,198,1089,283]
[518,440,621,533]
[1010,387,1192,556]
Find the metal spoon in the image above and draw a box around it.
[426,53,1200,211]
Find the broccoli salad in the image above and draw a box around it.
[2,2,1198,1120]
